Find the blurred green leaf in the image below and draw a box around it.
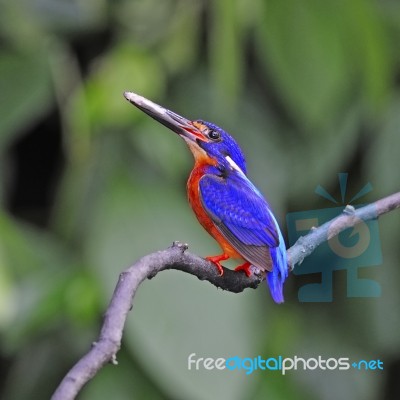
[209,0,245,108]
[157,0,202,74]
[0,49,52,149]
[256,0,351,131]
[344,0,393,112]
[130,119,191,182]
[115,0,178,46]
[0,241,14,329]
[64,42,166,168]
[367,96,400,195]
[0,211,67,277]
[52,134,121,242]
[256,0,392,132]
[29,0,107,34]
[285,103,362,202]
[0,211,99,351]
[1,0,107,40]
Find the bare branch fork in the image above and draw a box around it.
[51,192,400,400]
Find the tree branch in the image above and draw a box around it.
[51,192,400,400]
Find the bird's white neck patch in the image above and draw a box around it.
[225,155,244,174]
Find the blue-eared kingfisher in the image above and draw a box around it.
[124,92,288,303]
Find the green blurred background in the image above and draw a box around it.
[1,0,400,399]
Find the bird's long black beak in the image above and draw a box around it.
[123,91,206,143]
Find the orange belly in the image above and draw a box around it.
[187,165,243,260]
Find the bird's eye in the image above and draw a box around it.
[208,129,220,141]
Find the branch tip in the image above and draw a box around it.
[343,204,356,215]
[110,354,118,365]
[171,241,189,252]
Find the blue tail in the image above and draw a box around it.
[267,229,288,304]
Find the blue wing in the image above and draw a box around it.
[199,171,279,271]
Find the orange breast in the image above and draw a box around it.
[187,163,243,260]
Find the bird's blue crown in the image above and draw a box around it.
[198,121,247,175]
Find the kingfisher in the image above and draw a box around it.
[123,92,288,303]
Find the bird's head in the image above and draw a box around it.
[124,92,247,175]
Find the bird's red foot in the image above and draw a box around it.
[234,262,252,277]
[206,254,229,276]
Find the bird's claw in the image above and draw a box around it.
[234,262,252,277]
[212,261,224,276]
[206,254,229,276]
